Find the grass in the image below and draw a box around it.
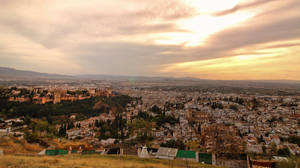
[0,136,42,154]
[275,156,300,168]
[0,154,222,168]
[0,135,92,154]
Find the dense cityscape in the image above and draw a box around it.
[1,78,300,168]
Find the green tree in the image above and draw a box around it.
[287,136,300,146]
[271,142,277,155]
[230,105,238,111]
[24,131,39,143]
[161,139,185,150]
[149,105,162,114]
[277,148,290,156]
[262,145,267,154]
[58,124,66,137]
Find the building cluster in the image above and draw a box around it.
[2,85,300,159]
[6,87,112,104]
[59,87,300,156]
[117,88,300,155]
[0,117,25,137]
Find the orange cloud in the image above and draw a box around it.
[160,40,300,80]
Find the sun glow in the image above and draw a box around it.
[152,0,254,47]
[153,12,253,47]
[184,0,240,13]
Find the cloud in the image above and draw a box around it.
[0,0,300,79]
[0,0,197,75]
[174,1,300,62]
[213,0,280,16]
[0,0,195,48]
[157,0,300,79]
[63,41,181,75]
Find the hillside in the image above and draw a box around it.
[0,67,72,80]
[0,136,91,155]
[0,136,42,155]
[1,67,300,88]
[0,155,222,168]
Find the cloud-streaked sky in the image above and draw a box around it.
[1,0,300,80]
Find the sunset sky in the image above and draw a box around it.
[0,0,300,80]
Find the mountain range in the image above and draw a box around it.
[1,67,300,86]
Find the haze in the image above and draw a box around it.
[0,0,300,80]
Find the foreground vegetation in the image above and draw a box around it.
[0,136,91,155]
[275,156,300,168]
[0,155,221,168]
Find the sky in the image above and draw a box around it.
[0,0,300,80]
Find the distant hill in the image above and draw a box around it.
[0,67,300,87]
[0,67,73,80]
[75,74,204,82]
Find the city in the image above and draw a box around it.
[1,76,300,167]
[1,0,300,167]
